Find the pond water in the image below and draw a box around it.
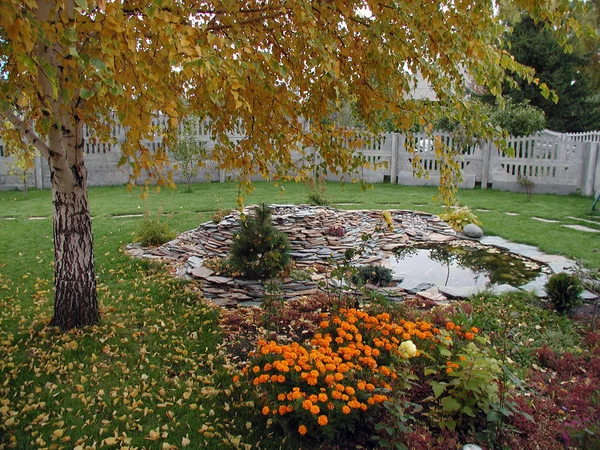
[390,245,543,288]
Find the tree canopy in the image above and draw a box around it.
[0,0,580,329]
[503,14,600,132]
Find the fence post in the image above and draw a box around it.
[34,154,44,189]
[481,140,492,189]
[580,142,598,196]
[592,142,600,195]
[390,133,398,184]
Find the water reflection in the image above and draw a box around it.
[390,245,542,288]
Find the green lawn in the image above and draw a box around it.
[0,181,598,449]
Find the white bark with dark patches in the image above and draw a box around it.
[51,186,98,329]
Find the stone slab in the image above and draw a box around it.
[562,224,600,233]
[566,216,600,225]
[437,285,481,299]
[190,266,214,279]
[491,284,520,295]
[531,217,560,223]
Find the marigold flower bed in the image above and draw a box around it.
[243,308,474,440]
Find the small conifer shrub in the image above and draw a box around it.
[229,204,291,279]
[545,272,583,314]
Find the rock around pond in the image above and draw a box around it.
[126,205,569,307]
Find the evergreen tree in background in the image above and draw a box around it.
[505,15,600,132]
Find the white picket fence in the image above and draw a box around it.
[1,120,599,196]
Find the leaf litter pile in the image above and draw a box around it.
[0,257,261,450]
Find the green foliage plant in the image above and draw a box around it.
[428,337,503,433]
[171,118,206,193]
[439,206,482,231]
[517,175,535,201]
[372,399,420,450]
[307,175,330,206]
[574,261,600,330]
[229,203,291,279]
[487,100,546,137]
[545,272,584,315]
[133,209,175,247]
[353,264,394,287]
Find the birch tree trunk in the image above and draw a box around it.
[51,182,98,329]
[49,115,99,329]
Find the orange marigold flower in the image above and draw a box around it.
[335,384,345,392]
[357,381,366,391]
[320,321,330,328]
[277,375,285,383]
[446,322,456,331]
[292,391,303,400]
[371,348,380,357]
[298,425,307,435]
[366,383,375,392]
[471,326,479,333]
[334,373,344,381]
[342,405,351,414]
[310,405,320,415]
[318,415,328,426]
[331,390,342,400]
[262,406,270,415]
[233,375,240,383]
[279,405,287,415]
[302,400,313,410]
[264,363,272,371]
[446,368,453,374]
[278,393,286,401]
[325,374,335,385]
[252,366,261,374]
[465,332,475,340]
[318,393,328,402]
[345,386,356,396]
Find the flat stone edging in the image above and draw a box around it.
[126,205,597,306]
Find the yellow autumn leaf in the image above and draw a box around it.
[103,437,117,446]
[52,429,64,439]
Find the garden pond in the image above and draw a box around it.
[390,243,546,289]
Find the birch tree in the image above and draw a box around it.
[0,0,578,330]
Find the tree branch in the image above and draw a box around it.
[1,108,54,159]
[206,11,286,31]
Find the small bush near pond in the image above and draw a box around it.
[352,264,393,287]
[439,206,481,231]
[229,203,291,279]
[133,210,175,247]
[545,272,583,315]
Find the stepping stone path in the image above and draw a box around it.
[126,205,596,307]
